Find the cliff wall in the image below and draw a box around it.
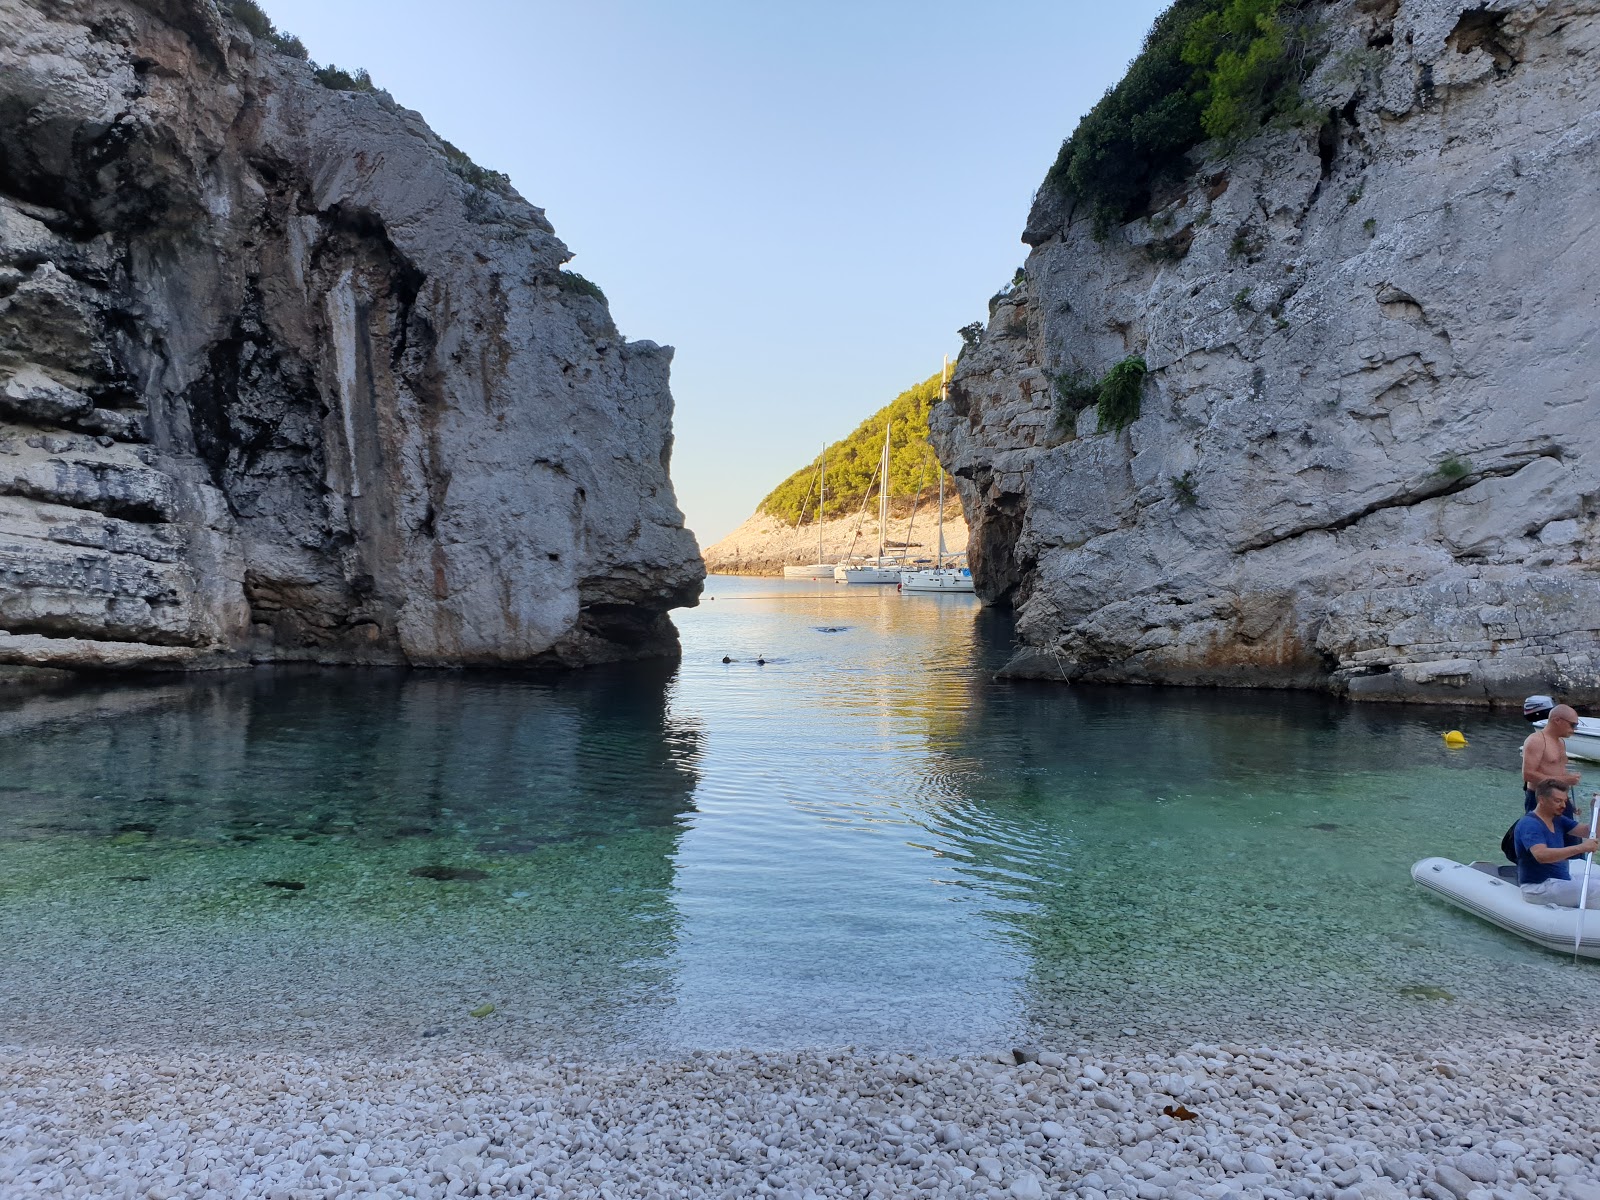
[0,0,702,673]
[933,0,1599,704]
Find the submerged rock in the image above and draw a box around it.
[0,0,702,673]
[408,865,488,882]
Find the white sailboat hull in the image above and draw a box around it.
[837,563,902,585]
[900,568,975,594]
[783,564,836,579]
[1534,716,1600,763]
[1412,857,1600,958]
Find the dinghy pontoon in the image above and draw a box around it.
[1411,857,1600,959]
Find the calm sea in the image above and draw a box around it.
[0,575,1589,1056]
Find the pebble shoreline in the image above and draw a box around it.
[3,1036,1597,1200]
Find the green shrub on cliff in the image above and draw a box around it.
[1096,357,1148,433]
[1044,0,1311,237]
[314,64,377,92]
[227,0,274,38]
[759,372,949,526]
[554,270,606,303]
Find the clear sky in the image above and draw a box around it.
[260,0,1169,545]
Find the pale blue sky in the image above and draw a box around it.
[261,0,1169,544]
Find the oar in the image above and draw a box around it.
[1575,793,1600,962]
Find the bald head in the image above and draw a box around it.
[1551,704,1580,724]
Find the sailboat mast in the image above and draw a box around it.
[873,423,886,561]
[936,356,950,571]
[818,445,826,566]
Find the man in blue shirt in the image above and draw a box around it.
[1514,779,1598,906]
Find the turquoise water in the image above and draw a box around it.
[0,575,1591,1056]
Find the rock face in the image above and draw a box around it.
[704,507,968,576]
[0,0,702,673]
[933,0,1599,704]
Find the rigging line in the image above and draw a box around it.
[792,467,819,530]
[902,455,929,553]
[843,454,883,564]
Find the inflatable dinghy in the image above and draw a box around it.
[1412,857,1600,958]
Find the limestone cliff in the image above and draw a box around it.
[934,0,1599,704]
[0,0,702,673]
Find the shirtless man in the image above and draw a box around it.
[1522,703,1582,813]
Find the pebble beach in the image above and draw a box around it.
[4,1034,1598,1199]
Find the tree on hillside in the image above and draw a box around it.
[760,371,949,526]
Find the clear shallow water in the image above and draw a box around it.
[0,575,1591,1056]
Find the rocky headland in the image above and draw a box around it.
[0,0,702,675]
[933,0,1599,705]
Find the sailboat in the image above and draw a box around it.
[835,421,903,584]
[783,446,836,579]
[901,361,975,595]
[898,463,974,593]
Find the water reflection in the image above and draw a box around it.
[0,667,701,1053]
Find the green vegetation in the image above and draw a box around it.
[226,1,307,59]
[314,64,376,91]
[1052,369,1099,430]
[759,372,948,525]
[439,138,514,194]
[1043,0,1312,238]
[1232,287,1252,313]
[554,270,606,303]
[1437,455,1471,481]
[228,0,273,38]
[1229,225,1264,258]
[1363,217,1377,237]
[1096,356,1149,433]
[1171,469,1199,507]
[957,322,985,355]
[1052,358,1152,435]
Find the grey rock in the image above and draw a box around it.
[930,0,1600,705]
[1434,1163,1475,1200]
[1455,1154,1498,1184]
[0,0,701,673]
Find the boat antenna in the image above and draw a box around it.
[1576,792,1599,961]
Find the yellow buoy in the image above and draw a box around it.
[1443,730,1468,748]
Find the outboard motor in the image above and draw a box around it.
[1523,694,1556,723]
